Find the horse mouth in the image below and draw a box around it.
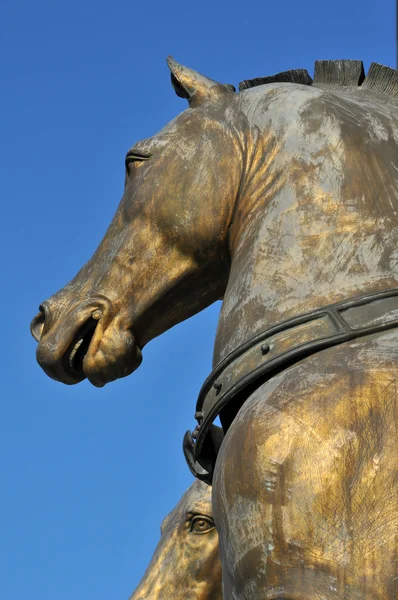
[63,317,98,379]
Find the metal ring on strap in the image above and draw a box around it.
[183,288,398,484]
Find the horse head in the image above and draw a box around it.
[31,59,241,387]
[129,480,221,600]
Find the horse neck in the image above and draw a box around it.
[213,91,398,363]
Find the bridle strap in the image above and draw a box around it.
[183,288,398,484]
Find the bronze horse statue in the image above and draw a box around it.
[32,57,398,597]
[129,481,221,600]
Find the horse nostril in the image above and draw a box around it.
[30,305,47,342]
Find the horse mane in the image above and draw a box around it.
[239,60,398,100]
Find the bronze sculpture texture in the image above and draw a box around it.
[32,57,398,597]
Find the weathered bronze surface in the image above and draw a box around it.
[32,58,398,597]
[186,289,398,483]
[129,481,221,600]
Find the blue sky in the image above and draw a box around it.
[0,0,394,598]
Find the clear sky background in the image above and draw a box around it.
[0,0,394,598]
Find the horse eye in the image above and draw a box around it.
[125,153,151,169]
[189,515,215,534]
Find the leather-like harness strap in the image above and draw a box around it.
[183,288,398,484]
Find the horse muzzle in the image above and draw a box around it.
[31,298,142,387]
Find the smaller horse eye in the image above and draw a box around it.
[125,152,151,169]
[189,515,215,534]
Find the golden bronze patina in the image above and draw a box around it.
[129,481,221,600]
[32,58,398,597]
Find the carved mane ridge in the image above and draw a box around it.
[239,60,398,100]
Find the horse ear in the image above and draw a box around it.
[167,56,235,106]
